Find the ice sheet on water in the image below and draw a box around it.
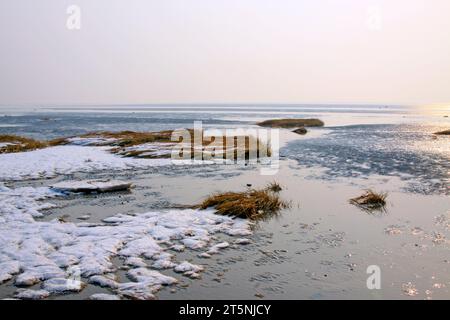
[284,124,450,195]
[51,179,132,193]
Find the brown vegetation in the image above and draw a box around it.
[99,130,271,161]
[83,130,174,147]
[266,181,283,193]
[48,130,174,147]
[257,118,324,128]
[0,135,48,154]
[0,130,272,162]
[434,129,450,135]
[199,184,290,220]
[350,190,387,212]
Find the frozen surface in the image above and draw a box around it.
[118,142,177,158]
[0,145,171,181]
[14,289,50,300]
[66,137,118,146]
[174,261,204,273]
[0,184,252,299]
[284,123,450,195]
[0,142,18,148]
[51,180,132,193]
[89,293,121,300]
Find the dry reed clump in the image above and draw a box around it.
[79,130,174,146]
[265,181,283,193]
[47,137,70,146]
[257,118,324,128]
[49,130,174,148]
[434,129,450,136]
[350,190,387,212]
[100,130,271,161]
[0,135,48,154]
[205,134,272,160]
[199,184,290,220]
[0,130,272,162]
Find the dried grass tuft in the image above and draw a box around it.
[0,135,48,154]
[266,181,283,193]
[199,183,290,220]
[350,190,387,212]
[0,130,272,162]
[257,118,324,128]
[434,129,450,135]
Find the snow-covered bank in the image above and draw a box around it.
[0,184,252,300]
[0,145,172,181]
[0,142,277,181]
[51,179,132,193]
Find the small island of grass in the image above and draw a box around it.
[257,118,324,128]
[434,129,450,135]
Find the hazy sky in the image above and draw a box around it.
[1,0,450,106]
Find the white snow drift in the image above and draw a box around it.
[0,145,171,181]
[0,184,252,300]
[51,180,132,193]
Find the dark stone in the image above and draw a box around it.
[292,127,308,135]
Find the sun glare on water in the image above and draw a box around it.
[418,104,450,116]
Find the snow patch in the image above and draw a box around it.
[126,268,177,286]
[88,275,119,289]
[66,137,118,146]
[0,261,20,284]
[207,242,230,255]
[51,179,132,193]
[174,261,204,274]
[124,257,147,268]
[234,238,252,245]
[0,142,18,148]
[0,184,252,299]
[42,278,86,294]
[14,289,50,300]
[0,145,171,181]
[89,293,121,300]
